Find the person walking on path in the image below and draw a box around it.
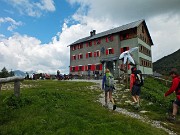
[164,69,180,121]
[102,68,116,110]
[130,67,143,108]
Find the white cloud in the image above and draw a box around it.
[0,17,22,31]
[0,31,70,74]
[5,0,55,17]
[150,14,180,62]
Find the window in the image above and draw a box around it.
[72,55,76,60]
[109,48,114,54]
[88,52,92,57]
[106,48,114,55]
[88,65,91,70]
[94,50,100,57]
[89,41,92,47]
[79,66,84,71]
[95,64,102,70]
[140,57,152,68]
[97,50,100,57]
[80,44,83,49]
[86,52,92,58]
[96,39,101,44]
[72,45,76,51]
[71,67,75,72]
[120,47,129,53]
[106,35,113,42]
[94,39,101,45]
[78,54,83,59]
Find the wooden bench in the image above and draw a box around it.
[0,76,24,97]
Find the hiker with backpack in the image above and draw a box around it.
[164,69,180,121]
[130,67,143,108]
[102,68,116,110]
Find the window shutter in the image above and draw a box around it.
[120,48,124,53]
[94,52,96,57]
[91,64,95,71]
[94,40,96,45]
[106,37,108,42]
[70,66,72,72]
[82,66,84,71]
[75,66,78,71]
[86,43,88,47]
[106,49,109,55]
[126,34,129,39]
[99,64,102,70]
[97,39,101,44]
[110,36,114,41]
[112,48,114,54]
[90,52,92,57]
[86,53,88,58]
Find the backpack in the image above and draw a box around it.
[134,70,144,86]
[105,73,114,87]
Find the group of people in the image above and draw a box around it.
[102,67,180,122]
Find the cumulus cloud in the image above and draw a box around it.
[0,17,22,31]
[0,31,70,74]
[4,0,55,17]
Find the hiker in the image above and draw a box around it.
[57,70,60,80]
[130,67,143,108]
[102,68,116,110]
[164,69,180,121]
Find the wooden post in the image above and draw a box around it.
[0,77,24,97]
[126,61,128,89]
[14,81,20,97]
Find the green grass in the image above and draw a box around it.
[115,77,180,134]
[0,80,167,135]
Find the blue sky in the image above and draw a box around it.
[0,0,180,74]
[0,0,79,43]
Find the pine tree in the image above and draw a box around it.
[0,67,10,78]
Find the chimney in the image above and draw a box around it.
[93,30,96,35]
[90,31,93,37]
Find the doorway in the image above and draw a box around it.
[106,61,114,74]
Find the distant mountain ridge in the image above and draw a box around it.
[153,49,180,75]
[13,70,37,77]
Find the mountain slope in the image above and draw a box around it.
[153,49,180,75]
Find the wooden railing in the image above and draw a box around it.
[0,77,24,97]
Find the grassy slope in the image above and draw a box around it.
[0,80,167,135]
[115,77,180,134]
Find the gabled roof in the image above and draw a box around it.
[69,19,153,46]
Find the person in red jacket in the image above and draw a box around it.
[164,69,180,121]
[130,67,142,108]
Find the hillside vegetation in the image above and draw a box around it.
[0,80,168,135]
[153,49,180,75]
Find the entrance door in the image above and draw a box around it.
[106,61,113,74]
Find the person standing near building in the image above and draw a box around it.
[102,68,116,110]
[57,70,60,80]
[130,67,143,108]
[164,69,180,121]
